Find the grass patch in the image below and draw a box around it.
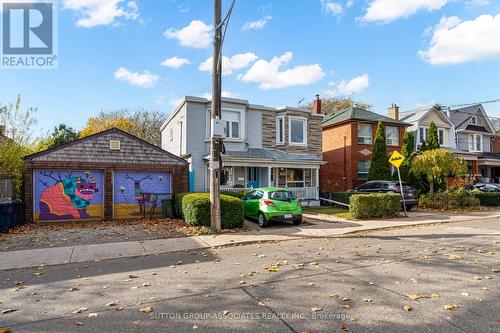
[303,207,352,219]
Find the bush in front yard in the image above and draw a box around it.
[174,192,189,218]
[419,188,480,210]
[182,193,244,229]
[349,194,400,219]
[473,192,500,206]
[220,190,250,200]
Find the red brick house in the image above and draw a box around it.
[321,105,409,193]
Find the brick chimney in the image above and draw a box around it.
[312,95,322,114]
[388,103,399,120]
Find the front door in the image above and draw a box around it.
[247,167,259,189]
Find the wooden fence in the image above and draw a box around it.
[0,179,15,199]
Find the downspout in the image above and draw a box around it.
[343,135,347,192]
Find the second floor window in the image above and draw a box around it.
[357,123,372,144]
[222,111,240,140]
[469,134,482,152]
[289,116,307,145]
[276,115,285,145]
[386,126,399,146]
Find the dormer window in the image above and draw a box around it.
[471,116,477,125]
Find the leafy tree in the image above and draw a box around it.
[420,140,428,152]
[368,121,391,181]
[305,96,372,115]
[79,109,166,146]
[0,95,38,196]
[426,121,440,150]
[47,124,78,149]
[411,149,467,194]
[399,131,415,182]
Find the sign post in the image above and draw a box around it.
[389,151,407,217]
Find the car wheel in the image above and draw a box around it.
[258,212,269,228]
[292,217,302,225]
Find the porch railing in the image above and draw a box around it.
[221,187,319,200]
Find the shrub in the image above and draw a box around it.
[418,188,480,210]
[182,193,244,229]
[220,189,250,199]
[174,192,189,218]
[473,192,500,206]
[349,194,400,219]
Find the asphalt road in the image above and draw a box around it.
[0,219,498,333]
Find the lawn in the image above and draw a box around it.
[303,206,351,219]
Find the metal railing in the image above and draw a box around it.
[221,187,319,200]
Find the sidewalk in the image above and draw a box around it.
[1,209,499,271]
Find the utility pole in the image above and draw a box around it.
[210,0,222,231]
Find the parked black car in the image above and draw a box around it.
[472,183,500,192]
[351,180,419,211]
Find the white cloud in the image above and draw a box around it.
[346,0,354,8]
[161,56,191,69]
[164,20,212,49]
[114,67,159,88]
[239,52,325,90]
[466,0,490,6]
[321,1,344,15]
[419,14,500,65]
[242,16,272,30]
[361,0,448,23]
[199,52,258,75]
[324,74,370,96]
[202,91,238,99]
[63,0,139,27]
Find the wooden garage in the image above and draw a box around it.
[23,128,188,223]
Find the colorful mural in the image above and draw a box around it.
[113,171,171,219]
[34,170,104,222]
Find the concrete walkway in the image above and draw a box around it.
[1,209,499,271]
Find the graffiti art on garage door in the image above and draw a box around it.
[113,171,171,219]
[34,170,104,222]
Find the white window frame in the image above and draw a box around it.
[357,123,372,145]
[438,128,444,146]
[276,115,285,145]
[386,126,399,146]
[468,134,482,152]
[288,116,307,146]
[358,160,371,180]
[206,108,245,142]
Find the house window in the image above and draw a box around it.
[386,126,399,146]
[471,116,477,125]
[358,160,371,180]
[419,127,428,145]
[468,134,482,152]
[222,110,240,140]
[220,167,233,186]
[438,129,444,146]
[276,115,285,145]
[286,168,305,188]
[357,123,372,144]
[289,116,307,145]
[169,128,174,141]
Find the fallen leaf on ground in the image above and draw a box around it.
[72,307,88,314]
[340,324,350,331]
[461,292,469,296]
[342,304,350,309]
[407,294,423,301]
[116,306,124,311]
[1,309,17,314]
[403,305,412,312]
[443,304,458,311]
[0,329,11,333]
[75,321,83,326]
[106,301,119,307]
[139,307,153,313]
[448,255,462,260]
[268,265,279,272]
[68,287,79,292]
[128,274,139,279]
[363,298,373,303]
[32,272,42,277]
[239,281,246,285]
[87,313,98,318]
[223,310,230,315]
[192,325,199,329]
[310,307,322,312]
[142,283,151,287]
[329,294,339,299]
[176,260,183,265]
[472,276,482,280]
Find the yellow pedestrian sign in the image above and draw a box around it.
[389,151,405,169]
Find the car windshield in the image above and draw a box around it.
[269,191,296,202]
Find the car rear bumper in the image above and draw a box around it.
[266,213,302,223]
[402,199,419,206]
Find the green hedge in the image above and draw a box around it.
[174,192,189,218]
[419,188,480,210]
[220,189,250,199]
[349,194,400,219]
[473,192,500,206]
[182,193,244,229]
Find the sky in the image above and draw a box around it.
[2,0,500,136]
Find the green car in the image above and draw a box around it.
[242,188,303,228]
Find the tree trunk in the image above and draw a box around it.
[429,181,434,195]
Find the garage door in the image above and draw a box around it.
[113,171,171,219]
[34,170,104,222]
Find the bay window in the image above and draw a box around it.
[386,126,399,146]
[289,116,307,145]
[357,123,372,144]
